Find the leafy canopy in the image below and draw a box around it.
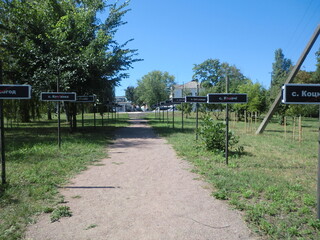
[135,70,175,107]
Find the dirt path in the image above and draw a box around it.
[26,113,256,240]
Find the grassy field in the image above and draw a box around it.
[0,112,128,240]
[2,109,320,239]
[148,110,320,239]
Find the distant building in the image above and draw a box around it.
[115,96,133,112]
[170,81,201,98]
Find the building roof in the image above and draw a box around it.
[174,81,198,89]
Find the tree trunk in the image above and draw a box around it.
[64,102,71,123]
[19,101,30,123]
[72,103,77,130]
[47,103,52,120]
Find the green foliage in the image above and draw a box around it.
[198,114,241,153]
[312,48,320,83]
[233,80,267,119]
[50,206,72,222]
[125,86,137,103]
[269,49,292,122]
[85,224,98,230]
[135,70,175,106]
[0,0,139,122]
[176,103,193,117]
[192,58,248,93]
[270,49,292,100]
[148,113,320,239]
[192,59,252,117]
[0,113,128,240]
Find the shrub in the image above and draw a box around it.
[198,114,242,154]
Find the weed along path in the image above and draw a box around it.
[26,113,255,240]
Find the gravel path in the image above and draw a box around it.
[26,113,256,240]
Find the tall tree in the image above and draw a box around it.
[135,71,175,107]
[234,80,267,118]
[0,0,139,123]
[125,86,136,103]
[192,58,248,93]
[269,49,292,123]
[312,48,320,83]
[192,58,249,117]
[192,59,221,88]
[270,49,292,102]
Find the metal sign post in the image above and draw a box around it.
[207,93,247,104]
[0,63,4,185]
[171,98,185,129]
[207,92,248,165]
[159,102,164,122]
[0,97,4,185]
[185,96,208,140]
[173,106,175,129]
[318,106,320,220]
[41,92,77,148]
[282,84,320,219]
[76,95,97,128]
[182,105,184,130]
[225,77,229,165]
[94,103,96,128]
[0,83,32,185]
[82,103,84,127]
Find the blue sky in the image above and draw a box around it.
[100,0,320,96]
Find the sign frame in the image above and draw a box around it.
[185,96,207,103]
[207,93,248,104]
[171,97,185,104]
[40,92,77,102]
[282,84,320,104]
[0,84,31,99]
[76,95,97,103]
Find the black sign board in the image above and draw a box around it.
[0,85,31,99]
[76,95,96,102]
[41,92,76,101]
[185,96,207,103]
[207,93,247,104]
[282,84,320,104]
[172,97,185,104]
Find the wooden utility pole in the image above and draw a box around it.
[256,24,320,134]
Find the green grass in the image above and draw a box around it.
[148,111,320,239]
[50,206,72,222]
[0,112,128,240]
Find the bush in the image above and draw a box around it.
[198,114,242,153]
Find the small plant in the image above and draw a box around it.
[71,195,82,199]
[50,206,72,222]
[197,114,243,154]
[85,224,98,230]
[43,207,54,213]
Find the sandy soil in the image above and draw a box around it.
[25,113,256,240]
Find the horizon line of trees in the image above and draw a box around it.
[125,47,320,119]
